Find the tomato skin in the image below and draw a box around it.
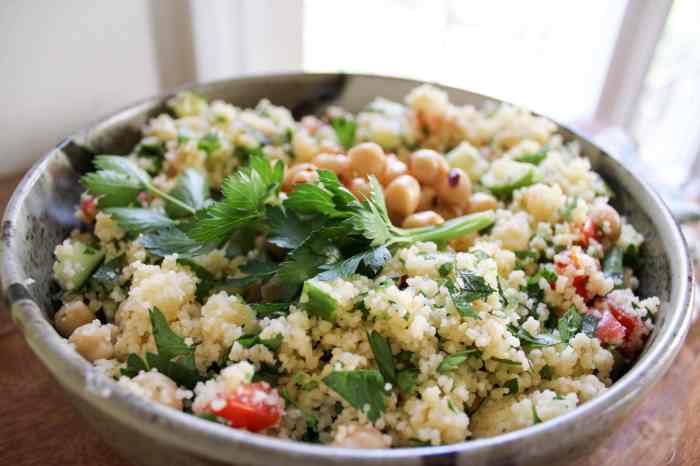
[80,195,98,223]
[595,309,626,345]
[572,275,589,299]
[209,382,284,433]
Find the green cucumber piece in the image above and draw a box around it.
[54,242,105,291]
[301,279,337,322]
[482,160,539,200]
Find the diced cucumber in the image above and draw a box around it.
[515,148,547,165]
[301,279,337,322]
[482,160,539,200]
[53,240,105,291]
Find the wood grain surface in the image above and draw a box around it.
[0,173,698,466]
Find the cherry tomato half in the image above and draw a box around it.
[208,382,284,433]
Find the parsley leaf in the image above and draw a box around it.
[238,331,283,352]
[89,254,125,290]
[558,306,583,343]
[189,157,282,244]
[367,331,396,384]
[266,206,315,250]
[316,246,391,281]
[249,303,290,319]
[447,271,495,318]
[323,370,385,422]
[508,324,560,351]
[505,378,519,394]
[437,348,481,373]
[330,117,357,150]
[165,169,210,218]
[197,132,222,155]
[140,227,213,258]
[104,207,175,233]
[515,148,547,165]
[81,170,142,208]
[603,246,624,288]
[120,308,201,388]
[397,368,419,395]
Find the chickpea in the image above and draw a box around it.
[416,186,437,212]
[435,202,464,220]
[348,177,372,201]
[289,170,319,188]
[379,154,408,186]
[450,232,478,252]
[402,211,445,229]
[591,204,621,242]
[469,192,498,213]
[318,140,342,154]
[384,175,420,218]
[348,142,387,177]
[436,168,472,208]
[69,321,114,362]
[132,371,183,410]
[55,300,94,337]
[409,149,448,186]
[283,163,317,191]
[312,153,350,178]
[331,424,391,449]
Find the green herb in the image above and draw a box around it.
[252,363,282,385]
[165,169,210,218]
[532,404,542,424]
[447,271,495,318]
[492,357,522,366]
[197,132,222,155]
[121,353,148,377]
[316,246,391,281]
[497,277,509,307]
[137,138,165,159]
[249,303,290,319]
[89,255,125,290]
[397,368,419,395]
[140,227,213,258]
[189,156,284,244]
[508,324,560,351]
[581,314,600,337]
[486,167,538,200]
[603,246,624,288]
[505,378,519,394]
[121,308,201,389]
[105,207,175,233]
[330,117,357,150]
[558,306,583,343]
[623,244,640,269]
[540,365,554,380]
[238,332,283,352]
[515,250,539,269]
[322,370,386,422]
[438,262,453,278]
[266,207,314,250]
[82,155,196,214]
[367,331,396,384]
[515,149,547,165]
[437,348,481,373]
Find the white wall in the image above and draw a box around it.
[0,0,195,176]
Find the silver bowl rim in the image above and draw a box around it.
[1,71,694,463]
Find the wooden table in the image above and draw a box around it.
[1,173,699,466]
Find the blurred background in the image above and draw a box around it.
[2,0,699,192]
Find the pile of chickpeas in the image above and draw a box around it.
[283,142,498,228]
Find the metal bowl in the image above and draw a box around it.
[0,73,693,466]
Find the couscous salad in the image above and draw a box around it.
[52,85,657,447]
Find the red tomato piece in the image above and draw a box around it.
[595,309,626,345]
[609,303,648,352]
[80,195,98,223]
[209,382,284,433]
[572,275,589,299]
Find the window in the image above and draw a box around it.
[303,0,627,123]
